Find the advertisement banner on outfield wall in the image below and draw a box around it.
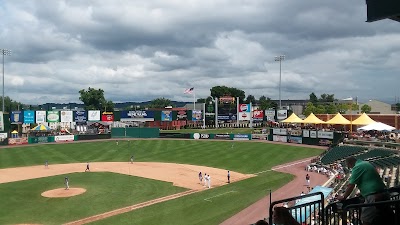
[273,128,287,135]
[193,133,210,139]
[177,110,187,120]
[60,111,73,122]
[8,137,28,145]
[217,114,237,121]
[214,134,231,140]
[23,110,35,123]
[74,111,88,123]
[47,111,60,122]
[317,131,334,139]
[101,112,114,122]
[55,135,75,142]
[273,135,287,143]
[120,110,154,119]
[161,111,172,121]
[265,110,275,121]
[277,110,288,120]
[11,111,23,124]
[239,104,250,112]
[303,130,310,138]
[192,110,202,121]
[88,110,101,121]
[35,111,46,123]
[310,131,317,138]
[238,112,251,121]
[288,136,303,144]
[253,110,264,121]
[288,129,302,136]
[233,134,251,140]
[0,112,3,131]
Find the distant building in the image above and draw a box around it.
[361,100,397,114]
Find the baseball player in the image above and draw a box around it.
[227,170,230,183]
[203,173,207,186]
[85,162,90,172]
[116,140,119,146]
[306,174,310,186]
[198,172,203,183]
[130,155,134,164]
[207,174,211,188]
[64,177,69,190]
[45,160,48,169]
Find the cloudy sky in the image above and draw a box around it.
[1,0,400,105]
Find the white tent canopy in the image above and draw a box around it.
[357,122,396,131]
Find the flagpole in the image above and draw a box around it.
[193,89,196,111]
[236,97,239,128]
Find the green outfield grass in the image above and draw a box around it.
[0,140,324,224]
[0,172,186,225]
[160,128,258,134]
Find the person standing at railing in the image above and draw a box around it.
[337,156,393,225]
[272,207,301,225]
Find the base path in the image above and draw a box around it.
[0,162,253,190]
[220,157,329,225]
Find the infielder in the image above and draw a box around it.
[198,172,203,183]
[45,160,48,169]
[227,170,230,183]
[85,162,90,172]
[130,155,134,164]
[207,174,211,188]
[203,173,207,186]
[64,177,69,190]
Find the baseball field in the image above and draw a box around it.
[0,139,324,225]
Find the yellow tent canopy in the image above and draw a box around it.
[351,113,376,125]
[325,113,351,125]
[281,113,304,123]
[11,130,18,134]
[302,113,326,124]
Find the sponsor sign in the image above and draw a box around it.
[310,131,317,139]
[193,133,210,139]
[252,134,267,140]
[317,131,334,139]
[101,112,114,122]
[121,110,154,119]
[55,135,75,142]
[0,112,3,131]
[23,110,35,123]
[60,111,73,122]
[288,136,303,144]
[217,114,237,121]
[74,111,88,122]
[265,110,275,121]
[31,136,50,144]
[238,112,251,121]
[273,128,287,135]
[214,134,230,140]
[47,111,60,122]
[88,110,100,121]
[303,130,310,138]
[11,111,23,123]
[277,109,288,120]
[192,110,202,121]
[233,134,250,140]
[319,139,332,146]
[35,111,46,123]
[288,129,302,136]
[239,104,250,112]
[273,135,287,143]
[0,133,8,139]
[8,137,28,145]
[177,110,187,120]
[161,111,172,121]
[253,110,264,121]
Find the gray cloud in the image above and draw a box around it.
[1,0,400,105]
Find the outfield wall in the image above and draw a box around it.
[111,127,160,138]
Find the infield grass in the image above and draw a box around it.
[0,140,324,225]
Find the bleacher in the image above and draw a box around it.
[320,146,365,165]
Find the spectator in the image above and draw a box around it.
[272,207,301,225]
[255,219,269,225]
[337,156,394,225]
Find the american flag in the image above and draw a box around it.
[184,87,194,94]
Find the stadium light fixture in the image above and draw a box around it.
[1,49,12,112]
[274,55,285,110]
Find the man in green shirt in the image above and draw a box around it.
[338,157,392,225]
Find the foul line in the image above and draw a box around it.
[204,191,238,202]
[254,159,310,175]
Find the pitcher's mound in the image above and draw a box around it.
[41,188,86,198]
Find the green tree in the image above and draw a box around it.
[309,92,318,104]
[147,97,172,109]
[197,98,206,103]
[245,95,256,104]
[325,103,337,114]
[361,104,372,113]
[79,87,114,111]
[210,86,246,102]
[396,103,400,112]
[258,96,272,110]
[315,104,326,114]
[0,96,24,112]
[303,102,316,116]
